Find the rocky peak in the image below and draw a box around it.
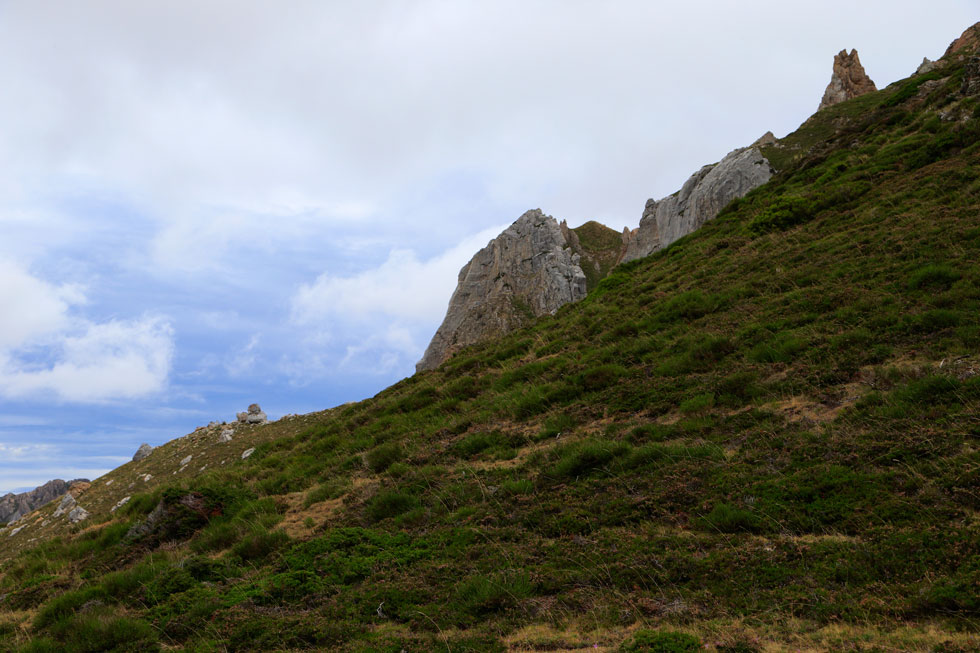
[0,478,89,525]
[944,22,980,58]
[818,49,877,111]
[416,209,586,371]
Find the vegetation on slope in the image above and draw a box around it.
[1,54,979,652]
[572,220,626,291]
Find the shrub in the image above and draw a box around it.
[620,629,702,652]
[679,393,714,414]
[366,442,404,473]
[748,332,807,363]
[232,528,289,562]
[456,571,534,617]
[907,264,960,290]
[366,491,417,522]
[454,432,496,457]
[700,503,760,533]
[47,613,159,653]
[748,196,815,234]
[551,440,630,479]
[577,364,627,392]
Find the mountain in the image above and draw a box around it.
[0,479,88,526]
[1,22,979,653]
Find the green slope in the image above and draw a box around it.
[2,49,980,653]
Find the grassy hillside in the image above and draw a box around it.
[1,51,979,652]
[572,220,626,290]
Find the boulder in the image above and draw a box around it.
[67,506,89,524]
[622,146,773,262]
[417,209,587,371]
[218,429,234,443]
[132,443,154,462]
[818,49,877,111]
[52,493,76,518]
[236,403,268,424]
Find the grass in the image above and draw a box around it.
[2,47,980,652]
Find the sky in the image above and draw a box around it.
[0,1,975,494]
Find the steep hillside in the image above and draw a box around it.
[1,28,980,653]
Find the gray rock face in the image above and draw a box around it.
[916,57,939,75]
[236,403,268,424]
[417,209,587,371]
[67,506,89,524]
[622,146,773,263]
[52,493,76,518]
[818,49,877,111]
[0,479,87,524]
[132,443,154,462]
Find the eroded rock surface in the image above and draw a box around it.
[0,479,88,524]
[818,49,877,110]
[417,209,587,371]
[622,146,772,263]
[132,443,154,462]
[944,22,980,58]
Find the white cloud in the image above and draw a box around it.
[292,224,505,326]
[0,260,81,348]
[0,260,174,403]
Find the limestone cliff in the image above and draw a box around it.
[818,49,877,111]
[621,146,773,263]
[0,478,88,524]
[416,210,586,371]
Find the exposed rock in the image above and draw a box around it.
[962,55,980,96]
[622,199,662,263]
[218,429,234,443]
[0,479,84,524]
[944,22,980,58]
[416,209,587,371]
[180,455,193,467]
[751,131,777,147]
[52,493,76,518]
[236,403,268,424]
[916,57,939,75]
[132,443,154,462]
[241,447,256,460]
[67,506,89,524]
[111,497,131,512]
[622,146,773,263]
[818,49,877,110]
[8,526,24,537]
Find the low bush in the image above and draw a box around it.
[620,629,702,652]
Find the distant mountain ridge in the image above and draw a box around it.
[0,479,88,525]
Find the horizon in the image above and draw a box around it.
[1,2,977,494]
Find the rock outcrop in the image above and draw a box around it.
[944,22,980,58]
[621,146,773,263]
[132,443,154,462]
[0,479,88,524]
[916,57,939,75]
[417,209,587,371]
[237,404,268,424]
[818,49,877,111]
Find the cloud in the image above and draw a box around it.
[292,224,505,326]
[0,260,81,348]
[0,260,174,403]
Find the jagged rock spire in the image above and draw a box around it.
[818,49,877,111]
